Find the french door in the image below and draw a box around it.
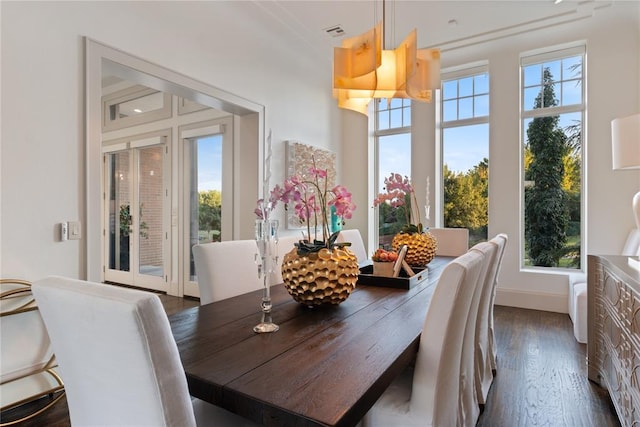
[103,134,170,292]
[181,118,233,298]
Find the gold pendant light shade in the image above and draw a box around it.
[333,18,441,115]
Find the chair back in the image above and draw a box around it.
[487,234,508,371]
[410,250,484,426]
[429,227,469,256]
[336,229,368,263]
[469,241,500,404]
[458,243,491,426]
[31,277,196,427]
[193,240,262,305]
[270,234,303,285]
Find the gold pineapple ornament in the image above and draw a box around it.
[392,231,438,267]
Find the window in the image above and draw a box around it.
[441,65,490,246]
[102,85,172,132]
[521,45,584,269]
[377,98,411,130]
[375,99,412,249]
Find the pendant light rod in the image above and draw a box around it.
[382,0,386,50]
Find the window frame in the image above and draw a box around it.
[519,43,586,271]
[441,63,490,126]
[373,99,412,250]
[102,85,172,132]
[439,63,490,235]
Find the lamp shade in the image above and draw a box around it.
[332,8,440,116]
[612,113,640,170]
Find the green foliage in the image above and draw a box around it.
[119,204,149,239]
[376,160,489,244]
[119,204,131,237]
[378,194,411,236]
[524,68,570,267]
[443,160,488,233]
[199,190,222,241]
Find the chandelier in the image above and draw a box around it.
[332,1,441,115]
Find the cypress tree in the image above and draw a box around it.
[524,68,569,267]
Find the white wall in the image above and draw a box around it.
[342,1,640,312]
[0,1,337,280]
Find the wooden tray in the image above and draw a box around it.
[357,262,428,290]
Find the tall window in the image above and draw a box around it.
[441,66,490,246]
[375,98,412,249]
[521,45,584,269]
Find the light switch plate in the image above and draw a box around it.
[68,221,81,240]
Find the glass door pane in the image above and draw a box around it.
[188,135,223,281]
[107,151,131,273]
[104,138,168,292]
[136,145,164,278]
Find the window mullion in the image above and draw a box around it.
[522,104,583,119]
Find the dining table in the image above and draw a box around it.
[169,256,453,427]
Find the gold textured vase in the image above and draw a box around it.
[392,232,438,267]
[281,247,359,307]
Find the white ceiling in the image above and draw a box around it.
[101,1,622,99]
[255,0,614,53]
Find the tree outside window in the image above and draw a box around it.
[522,48,584,269]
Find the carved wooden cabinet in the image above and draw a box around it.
[588,255,640,427]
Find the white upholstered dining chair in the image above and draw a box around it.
[31,276,259,427]
[192,240,263,305]
[457,242,492,427]
[468,240,500,406]
[362,250,485,427]
[486,234,508,373]
[428,227,469,256]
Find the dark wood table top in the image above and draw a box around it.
[169,256,453,427]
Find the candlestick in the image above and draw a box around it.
[254,218,279,333]
[254,129,279,333]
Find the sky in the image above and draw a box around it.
[198,130,488,194]
[378,121,489,191]
[197,135,222,191]
[443,124,489,174]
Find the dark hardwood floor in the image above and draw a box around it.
[477,306,619,427]
[2,301,619,427]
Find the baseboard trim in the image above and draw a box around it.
[495,287,568,314]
